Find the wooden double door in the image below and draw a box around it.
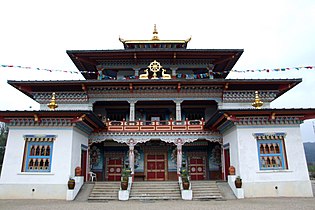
[145,152,167,181]
[188,156,206,180]
[106,157,123,181]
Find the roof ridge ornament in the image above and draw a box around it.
[152,24,159,41]
[252,91,263,109]
[119,25,190,49]
[47,92,58,111]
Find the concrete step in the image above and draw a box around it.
[191,181,223,200]
[88,182,120,201]
[130,181,181,200]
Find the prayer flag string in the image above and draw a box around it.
[1,64,314,75]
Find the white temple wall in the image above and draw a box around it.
[0,126,79,199]
[222,126,240,175]
[220,102,271,109]
[226,124,313,197]
[70,128,89,177]
[40,103,91,111]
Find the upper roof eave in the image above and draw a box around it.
[7,78,302,86]
[66,48,244,53]
[7,78,302,103]
[120,40,188,44]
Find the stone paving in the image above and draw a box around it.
[0,198,315,210]
[0,181,314,210]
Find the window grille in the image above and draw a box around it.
[254,133,287,170]
[23,135,56,172]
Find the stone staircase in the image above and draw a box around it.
[88,181,120,201]
[191,181,223,200]
[129,181,181,200]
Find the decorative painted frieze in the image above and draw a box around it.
[7,118,73,126]
[97,59,212,69]
[234,116,303,125]
[7,118,93,134]
[223,90,278,103]
[217,116,303,133]
[253,132,286,140]
[89,130,222,145]
[33,92,88,104]
[88,85,222,99]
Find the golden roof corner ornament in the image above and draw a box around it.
[186,36,192,43]
[119,36,125,43]
[47,92,58,111]
[152,24,159,41]
[252,91,263,109]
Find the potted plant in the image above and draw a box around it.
[121,167,131,190]
[68,177,75,190]
[180,167,190,190]
[235,176,242,188]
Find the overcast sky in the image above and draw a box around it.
[0,0,315,141]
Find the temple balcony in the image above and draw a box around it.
[104,118,205,132]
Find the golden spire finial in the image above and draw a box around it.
[47,92,58,111]
[252,91,263,109]
[152,24,159,41]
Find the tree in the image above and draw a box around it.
[0,123,8,173]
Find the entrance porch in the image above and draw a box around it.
[88,138,222,182]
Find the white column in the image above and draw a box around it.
[129,144,135,175]
[133,67,140,78]
[128,100,137,122]
[174,100,183,122]
[171,67,178,78]
[127,139,136,176]
[177,143,183,175]
[175,138,184,175]
[207,64,215,79]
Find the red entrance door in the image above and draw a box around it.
[224,148,230,180]
[81,149,87,181]
[189,157,205,180]
[106,158,123,181]
[146,153,166,181]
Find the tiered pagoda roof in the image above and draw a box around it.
[67,25,243,80]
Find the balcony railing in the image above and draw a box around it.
[105,118,205,132]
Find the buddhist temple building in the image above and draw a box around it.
[0,26,314,200]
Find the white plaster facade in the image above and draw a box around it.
[223,124,313,197]
[0,126,88,199]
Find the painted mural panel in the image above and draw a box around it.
[134,147,144,172]
[90,145,103,170]
[168,146,187,172]
[168,146,177,172]
[124,147,144,172]
[208,144,221,171]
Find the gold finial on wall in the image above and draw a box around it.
[252,91,263,109]
[47,92,58,110]
[152,24,159,41]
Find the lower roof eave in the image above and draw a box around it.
[205,108,315,130]
[0,110,105,130]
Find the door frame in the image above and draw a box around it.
[187,152,207,180]
[104,152,125,181]
[144,151,168,181]
[81,144,88,181]
[223,144,230,181]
